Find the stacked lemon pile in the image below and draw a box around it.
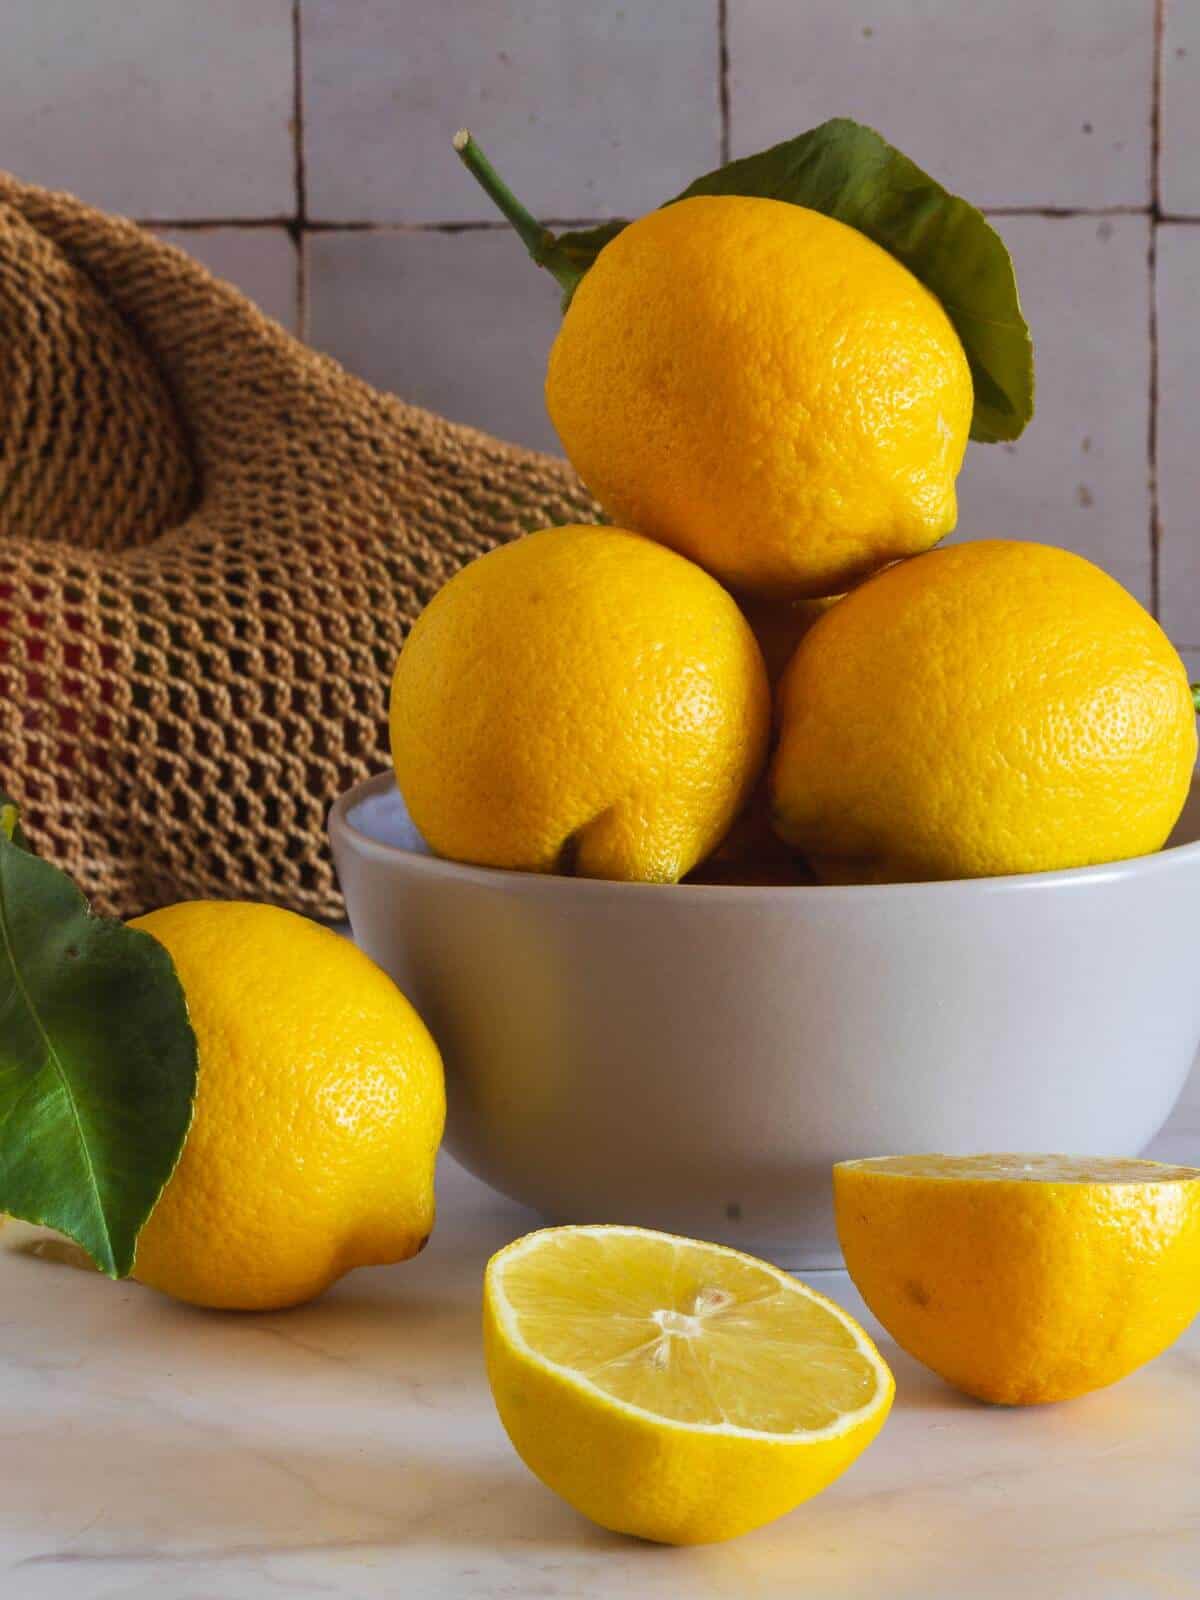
[391,138,1195,894]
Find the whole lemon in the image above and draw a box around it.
[129,902,445,1311]
[546,195,972,599]
[390,524,770,882]
[771,540,1197,882]
[835,1155,1200,1405]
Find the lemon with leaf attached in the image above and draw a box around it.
[454,120,1032,600]
[130,901,445,1311]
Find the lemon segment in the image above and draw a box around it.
[835,1154,1200,1406]
[484,1225,893,1544]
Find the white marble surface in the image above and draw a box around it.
[3,1105,1199,1599]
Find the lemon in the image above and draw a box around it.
[390,524,770,883]
[835,1155,1200,1406]
[546,195,972,599]
[771,540,1197,882]
[129,902,445,1311]
[484,1225,893,1544]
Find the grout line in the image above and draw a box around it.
[137,216,297,229]
[984,203,1154,218]
[135,206,1200,234]
[1148,221,1161,619]
[1149,0,1166,618]
[292,0,309,339]
[297,216,627,233]
[717,0,731,165]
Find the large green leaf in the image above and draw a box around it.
[553,119,1034,444]
[0,795,197,1276]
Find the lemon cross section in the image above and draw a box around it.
[483,1225,893,1544]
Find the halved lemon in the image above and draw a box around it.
[835,1154,1200,1406]
[483,1224,893,1544]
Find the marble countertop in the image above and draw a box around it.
[4,1100,1200,1600]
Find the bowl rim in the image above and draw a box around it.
[329,771,1200,904]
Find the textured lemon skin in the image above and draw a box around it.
[834,1158,1200,1405]
[484,1244,893,1545]
[771,540,1197,882]
[390,524,770,883]
[129,902,445,1311]
[546,195,973,600]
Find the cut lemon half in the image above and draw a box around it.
[835,1154,1200,1406]
[483,1225,893,1545]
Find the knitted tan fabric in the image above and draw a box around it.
[0,175,597,918]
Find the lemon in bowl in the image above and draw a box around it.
[389,523,770,886]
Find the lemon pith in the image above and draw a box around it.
[484,1225,893,1544]
[390,524,771,884]
[129,901,446,1311]
[546,194,972,599]
[835,1154,1200,1406]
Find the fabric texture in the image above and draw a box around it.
[0,175,596,918]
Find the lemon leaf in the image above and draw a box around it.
[0,794,196,1277]
[557,118,1034,445]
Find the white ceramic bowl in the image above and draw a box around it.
[330,774,1200,1266]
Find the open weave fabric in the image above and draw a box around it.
[0,175,598,918]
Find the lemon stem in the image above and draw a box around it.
[1193,683,1200,715]
[452,129,582,298]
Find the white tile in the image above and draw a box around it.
[154,229,300,332]
[728,0,1152,209]
[0,0,294,218]
[1155,225,1200,646]
[954,214,1152,605]
[1162,1,1200,215]
[306,228,563,452]
[301,0,720,223]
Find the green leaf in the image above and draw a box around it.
[554,118,1034,444]
[0,799,197,1277]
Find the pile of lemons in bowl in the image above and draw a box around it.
[392,135,1196,896]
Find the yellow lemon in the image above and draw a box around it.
[484,1225,893,1545]
[835,1155,1200,1405]
[546,195,972,599]
[129,902,445,1311]
[390,524,770,883]
[771,540,1197,882]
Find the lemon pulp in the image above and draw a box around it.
[495,1226,883,1434]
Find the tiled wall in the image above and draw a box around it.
[1,0,1195,661]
